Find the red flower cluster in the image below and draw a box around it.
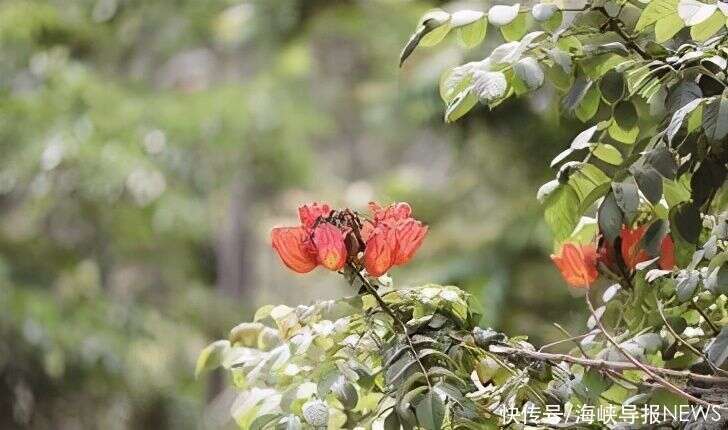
[599,225,675,273]
[271,202,347,273]
[270,201,427,277]
[551,224,676,288]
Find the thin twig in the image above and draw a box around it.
[691,301,721,336]
[656,294,728,377]
[348,263,432,389]
[585,294,728,410]
[489,344,728,384]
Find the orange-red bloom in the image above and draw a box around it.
[362,202,427,277]
[363,226,396,277]
[272,201,348,274]
[551,242,599,288]
[298,202,332,229]
[271,226,317,273]
[659,235,675,270]
[312,223,347,271]
[620,226,651,270]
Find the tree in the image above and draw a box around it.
[204,0,727,427]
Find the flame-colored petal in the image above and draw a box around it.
[312,223,347,271]
[298,202,332,229]
[369,201,412,222]
[659,235,675,270]
[620,225,650,270]
[393,219,428,265]
[271,227,317,273]
[363,227,396,277]
[551,243,598,288]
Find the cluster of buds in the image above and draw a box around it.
[271,201,428,278]
[551,224,675,288]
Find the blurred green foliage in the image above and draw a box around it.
[0,0,578,428]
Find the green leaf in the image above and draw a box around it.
[415,391,445,430]
[646,146,677,179]
[472,71,507,102]
[670,202,701,244]
[608,120,639,144]
[488,4,520,26]
[632,166,663,204]
[655,14,685,42]
[568,163,611,210]
[250,414,282,430]
[455,14,487,48]
[612,179,640,222]
[636,0,679,31]
[593,144,623,165]
[420,11,452,47]
[500,13,528,41]
[562,77,593,113]
[599,192,624,242]
[543,184,580,243]
[667,81,702,113]
[642,219,668,256]
[690,10,724,40]
[384,411,401,430]
[331,377,358,409]
[613,100,638,130]
[599,71,625,104]
[195,340,230,378]
[444,87,477,123]
[513,57,544,90]
[576,84,601,122]
[663,177,691,207]
[676,269,700,301]
[400,10,452,66]
[706,327,728,367]
[677,0,717,26]
[666,98,703,143]
[703,91,728,142]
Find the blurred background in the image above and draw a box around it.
[0,0,589,428]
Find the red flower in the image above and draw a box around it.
[298,202,332,229]
[363,226,396,277]
[620,226,650,270]
[271,226,317,273]
[312,223,347,271]
[272,201,348,274]
[362,202,428,277]
[659,235,675,270]
[551,242,598,288]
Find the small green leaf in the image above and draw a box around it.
[500,13,528,41]
[593,144,623,165]
[632,166,663,204]
[456,15,487,48]
[195,340,230,378]
[598,192,624,242]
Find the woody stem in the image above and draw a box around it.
[346,263,432,389]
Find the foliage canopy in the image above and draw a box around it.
[202,0,728,428]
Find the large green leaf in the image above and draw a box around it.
[543,183,580,243]
[415,391,446,430]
